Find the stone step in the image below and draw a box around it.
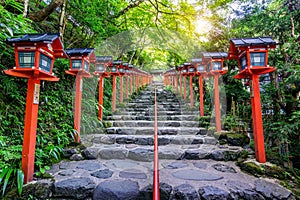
[107,114,199,121]
[107,120,199,127]
[82,134,216,146]
[78,142,246,162]
[127,102,180,108]
[105,127,207,135]
[34,158,296,200]
[115,111,199,116]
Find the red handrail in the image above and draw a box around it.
[153,86,160,200]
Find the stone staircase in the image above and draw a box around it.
[17,82,295,200]
[83,82,246,162]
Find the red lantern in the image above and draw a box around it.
[65,48,95,77]
[228,36,277,163]
[3,33,67,183]
[5,33,66,81]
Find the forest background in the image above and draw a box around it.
[0,0,299,196]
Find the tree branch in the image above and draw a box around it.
[27,0,64,22]
[113,0,145,18]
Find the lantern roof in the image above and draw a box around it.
[7,33,67,58]
[202,52,228,59]
[96,56,113,63]
[230,37,276,47]
[7,33,60,43]
[113,60,122,65]
[228,36,277,59]
[190,58,202,63]
[66,48,94,56]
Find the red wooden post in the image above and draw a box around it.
[136,75,139,92]
[98,76,104,121]
[213,74,221,132]
[22,78,40,183]
[183,76,187,100]
[179,75,182,97]
[74,75,83,142]
[112,75,117,112]
[251,75,266,162]
[94,55,112,121]
[130,75,133,95]
[175,75,178,93]
[120,76,123,104]
[126,75,129,99]
[189,75,194,107]
[199,75,204,116]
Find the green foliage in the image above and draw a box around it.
[0,168,24,196]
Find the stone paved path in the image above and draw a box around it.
[18,82,296,200]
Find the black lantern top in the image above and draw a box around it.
[191,58,206,74]
[228,36,277,78]
[202,52,227,73]
[65,48,95,76]
[110,60,122,75]
[4,33,67,81]
[119,62,128,75]
[94,56,112,76]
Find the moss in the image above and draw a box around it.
[103,121,112,128]
[239,161,264,177]
[5,181,52,200]
[240,150,249,159]
[213,131,227,139]
[264,165,286,180]
[227,133,250,146]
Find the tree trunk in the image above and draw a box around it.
[27,0,64,22]
[59,0,67,39]
[23,0,29,17]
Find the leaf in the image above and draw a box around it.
[16,169,24,196]
[0,168,9,185]
[2,168,13,196]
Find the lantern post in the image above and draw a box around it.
[191,58,206,116]
[187,63,196,108]
[228,37,277,163]
[202,52,228,132]
[4,33,66,183]
[125,64,132,99]
[130,65,134,95]
[94,56,112,121]
[109,60,122,112]
[177,64,183,97]
[182,63,189,100]
[118,63,126,104]
[65,48,95,142]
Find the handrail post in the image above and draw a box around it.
[153,86,160,200]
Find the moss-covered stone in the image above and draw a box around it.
[264,164,286,180]
[227,133,250,146]
[103,121,112,128]
[213,131,227,140]
[5,181,52,200]
[240,150,249,159]
[238,160,264,177]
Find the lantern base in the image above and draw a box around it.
[65,70,92,78]
[94,72,110,78]
[3,69,59,81]
[210,70,227,75]
[234,67,275,79]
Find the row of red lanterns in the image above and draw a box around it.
[163,36,277,164]
[3,33,152,183]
